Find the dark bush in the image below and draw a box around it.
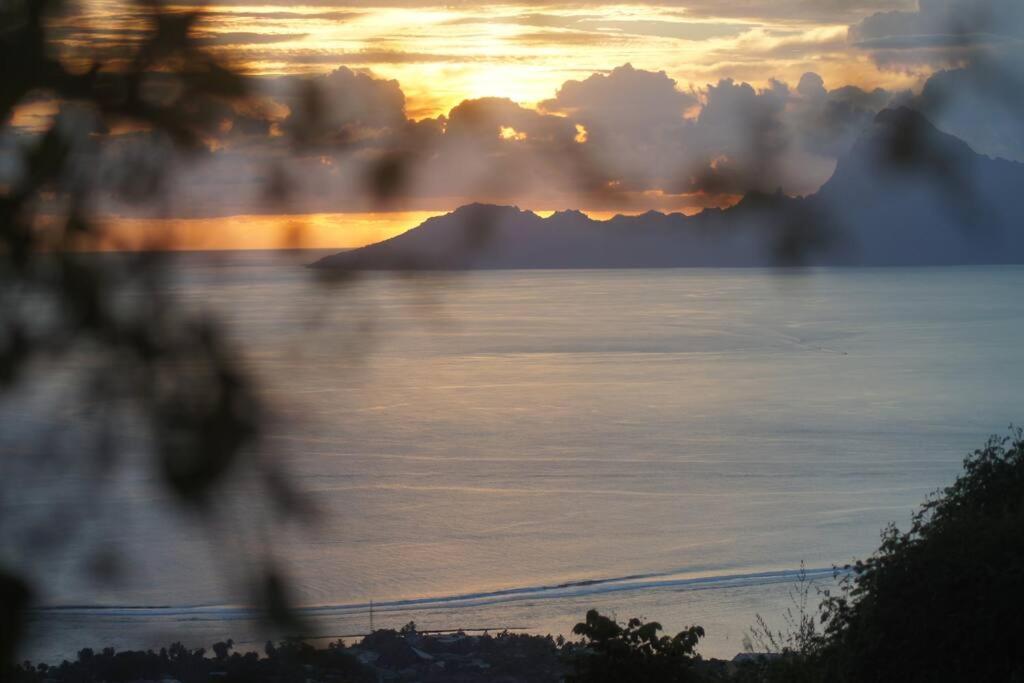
[741,429,1024,682]
[567,609,706,682]
[815,428,1024,682]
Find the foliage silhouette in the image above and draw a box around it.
[743,562,820,657]
[0,0,313,667]
[737,428,1024,682]
[815,428,1024,682]
[0,0,517,668]
[567,609,706,683]
[10,637,374,682]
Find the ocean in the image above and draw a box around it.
[10,253,1024,661]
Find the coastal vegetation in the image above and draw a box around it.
[10,429,1024,682]
[735,428,1024,682]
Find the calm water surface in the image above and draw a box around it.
[10,254,1024,660]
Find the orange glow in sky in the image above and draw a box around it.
[98,212,446,251]
[23,0,951,250]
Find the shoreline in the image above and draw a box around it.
[23,566,842,665]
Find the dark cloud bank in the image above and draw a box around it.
[70,64,902,216]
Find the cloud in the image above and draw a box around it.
[676,76,862,196]
[405,98,594,204]
[792,76,895,157]
[224,48,483,68]
[912,56,1024,161]
[847,1,1024,160]
[201,9,358,22]
[542,64,698,124]
[661,1,914,22]
[508,29,634,47]
[407,65,892,205]
[168,0,911,21]
[852,0,1024,43]
[195,32,309,46]
[445,98,575,142]
[850,0,1024,66]
[408,66,891,204]
[89,63,904,217]
[451,13,756,41]
[274,67,408,147]
[580,19,755,40]
[539,64,697,191]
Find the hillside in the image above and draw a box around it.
[313,108,1024,269]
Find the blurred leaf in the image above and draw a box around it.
[0,568,32,670]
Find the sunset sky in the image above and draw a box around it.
[178,2,915,119]
[13,0,1024,248]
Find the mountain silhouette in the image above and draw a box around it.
[313,108,1024,269]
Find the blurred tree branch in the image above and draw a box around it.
[1,0,312,667]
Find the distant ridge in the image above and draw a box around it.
[313,108,1024,270]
